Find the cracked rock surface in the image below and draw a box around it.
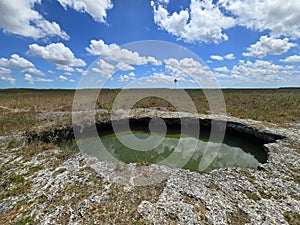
[0,110,299,224]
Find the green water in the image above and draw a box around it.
[72,130,262,173]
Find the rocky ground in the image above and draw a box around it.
[0,109,299,225]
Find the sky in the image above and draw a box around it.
[0,0,300,89]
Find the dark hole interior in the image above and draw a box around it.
[31,117,284,173]
[95,118,269,164]
[63,118,283,173]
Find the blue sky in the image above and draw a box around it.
[0,0,299,89]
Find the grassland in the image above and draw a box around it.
[0,88,299,136]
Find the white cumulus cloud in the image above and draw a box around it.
[210,53,235,61]
[86,39,162,66]
[165,57,213,79]
[56,65,75,72]
[86,39,118,55]
[1,76,16,84]
[152,0,300,43]
[210,55,224,61]
[57,0,113,23]
[146,72,176,85]
[157,0,169,4]
[116,62,135,71]
[21,67,45,76]
[92,59,115,77]
[0,67,11,75]
[0,0,69,40]
[28,43,86,67]
[24,74,53,84]
[152,0,236,43]
[281,55,300,63]
[0,54,34,68]
[243,36,297,58]
[230,60,294,81]
[214,67,229,73]
[217,59,300,87]
[119,72,135,82]
[224,53,235,60]
[58,75,69,81]
[219,0,300,39]
[76,68,89,76]
[0,54,44,76]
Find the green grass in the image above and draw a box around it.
[16,216,33,225]
[283,211,300,225]
[243,190,261,201]
[8,174,25,183]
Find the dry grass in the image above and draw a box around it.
[183,195,212,225]
[0,88,299,135]
[95,183,164,224]
[1,88,299,117]
[97,88,299,128]
[223,89,300,123]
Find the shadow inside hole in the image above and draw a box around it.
[64,118,283,173]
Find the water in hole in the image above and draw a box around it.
[68,129,265,173]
